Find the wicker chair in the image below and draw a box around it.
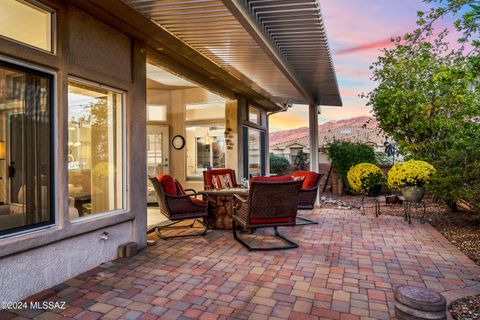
[203,169,238,190]
[293,171,321,225]
[148,174,208,239]
[232,178,303,251]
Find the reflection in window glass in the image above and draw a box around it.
[185,102,225,120]
[0,0,53,52]
[186,126,225,179]
[0,61,53,235]
[68,80,123,219]
[246,128,262,177]
[147,105,166,122]
[249,106,260,124]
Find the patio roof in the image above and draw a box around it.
[123,0,342,107]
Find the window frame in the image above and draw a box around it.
[242,126,266,179]
[184,101,226,121]
[185,125,226,181]
[67,77,127,222]
[0,57,56,239]
[0,0,57,54]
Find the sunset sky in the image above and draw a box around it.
[270,0,434,132]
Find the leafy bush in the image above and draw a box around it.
[327,142,376,191]
[387,160,436,190]
[347,163,385,194]
[293,150,309,171]
[269,155,291,175]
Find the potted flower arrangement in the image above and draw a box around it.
[347,163,385,197]
[387,160,436,202]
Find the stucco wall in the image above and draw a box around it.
[0,222,132,303]
[0,1,146,303]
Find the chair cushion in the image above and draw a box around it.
[250,217,295,224]
[156,174,177,195]
[175,179,186,195]
[211,174,234,189]
[191,197,207,206]
[250,175,294,184]
[293,171,319,189]
[204,169,236,188]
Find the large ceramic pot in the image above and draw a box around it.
[401,186,425,202]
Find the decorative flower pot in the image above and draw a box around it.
[401,186,425,202]
[367,184,382,197]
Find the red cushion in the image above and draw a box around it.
[204,169,236,187]
[250,175,294,184]
[175,179,186,195]
[156,174,177,195]
[293,171,319,189]
[250,217,295,224]
[191,197,207,206]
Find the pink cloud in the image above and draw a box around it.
[334,38,395,56]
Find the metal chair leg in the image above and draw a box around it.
[155,218,207,240]
[296,215,319,225]
[233,222,299,251]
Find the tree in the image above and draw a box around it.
[294,150,309,171]
[269,155,291,175]
[365,1,480,212]
[327,142,377,192]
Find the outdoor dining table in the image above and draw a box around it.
[201,187,249,230]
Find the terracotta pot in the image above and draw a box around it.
[401,186,425,202]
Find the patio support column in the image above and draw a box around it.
[309,104,320,206]
[309,104,319,173]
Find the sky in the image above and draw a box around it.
[269,0,432,132]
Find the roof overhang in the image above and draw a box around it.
[69,0,342,110]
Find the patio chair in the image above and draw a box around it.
[148,174,208,239]
[232,176,303,251]
[293,171,321,225]
[203,169,238,190]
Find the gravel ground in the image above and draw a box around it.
[449,295,480,320]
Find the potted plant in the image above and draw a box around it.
[347,163,385,197]
[387,160,436,202]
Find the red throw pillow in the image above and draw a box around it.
[175,179,186,195]
[293,171,318,189]
[156,174,177,195]
[212,174,234,189]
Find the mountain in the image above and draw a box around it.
[269,116,378,146]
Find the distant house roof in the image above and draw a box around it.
[271,126,386,150]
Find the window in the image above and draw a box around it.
[0,0,54,52]
[68,80,124,219]
[185,102,225,121]
[186,126,226,179]
[243,127,265,178]
[0,60,54,236]
[248,106,260,124]
[147,105,166,122]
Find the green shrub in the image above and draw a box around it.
[327,142,376,192]
[269,155,291,175]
